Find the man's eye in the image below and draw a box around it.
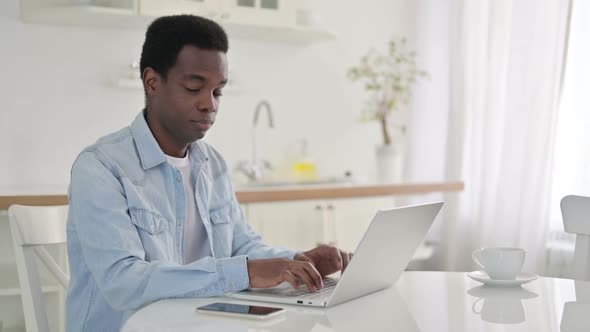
[214,90,223,98]
[185,87,200,93]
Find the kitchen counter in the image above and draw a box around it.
[235,181,464,203]
[0,181,463,208]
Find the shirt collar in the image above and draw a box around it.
[130,110,167,170]
[130,110,209,170]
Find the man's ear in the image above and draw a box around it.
[142,67,161,97]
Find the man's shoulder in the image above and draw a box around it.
[81,126,132,154]
[74,126,135,169]
[193,141,226,164]
[191,141,230,178]
[194,140,221,158]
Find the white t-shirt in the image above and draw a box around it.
[165,153,211,264]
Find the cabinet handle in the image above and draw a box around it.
[326,204,337,246]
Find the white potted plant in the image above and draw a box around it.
[348,37,427,183]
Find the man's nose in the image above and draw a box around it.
[197,93,217,113]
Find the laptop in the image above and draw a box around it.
[228,202,443,307]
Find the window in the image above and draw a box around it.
[549,0,590,232]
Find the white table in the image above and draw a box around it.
[122,271,590,332]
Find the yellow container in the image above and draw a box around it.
[293,160,317,182]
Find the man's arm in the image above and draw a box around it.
[225,179,351,277]
[68,152,249,311]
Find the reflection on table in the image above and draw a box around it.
[123,271,590,332]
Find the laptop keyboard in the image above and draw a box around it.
[249,277,339,299]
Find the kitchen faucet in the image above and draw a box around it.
[235,100,274,182]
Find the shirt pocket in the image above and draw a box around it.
[130,208,169,234]
[129,208,173,261]
[210,207,231,225]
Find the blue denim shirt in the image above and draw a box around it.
[66,111,297,331]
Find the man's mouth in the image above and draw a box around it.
[191,119,213,130]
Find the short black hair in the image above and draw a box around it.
[140,15,228,80]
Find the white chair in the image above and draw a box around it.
[8,205,69,332]
[561,195,590,281]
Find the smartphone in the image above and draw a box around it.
[196,302,286,320]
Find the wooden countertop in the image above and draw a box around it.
[235,181,464,203]
[0,181,464,208]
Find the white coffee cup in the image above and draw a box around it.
[472,247,525,280]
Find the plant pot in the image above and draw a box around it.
[376,144,403,184]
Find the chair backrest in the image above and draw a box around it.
[561,195,590,281]
[8,204,69,332]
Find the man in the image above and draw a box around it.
[66,15,350,331]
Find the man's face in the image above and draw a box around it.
[147,45,228,145]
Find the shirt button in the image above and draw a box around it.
[176,177,181,183]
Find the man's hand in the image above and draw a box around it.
[294,244,352,277]
[247,258,324,292]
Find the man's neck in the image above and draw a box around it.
[144,108,189,158]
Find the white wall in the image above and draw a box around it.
[0,0,426,191]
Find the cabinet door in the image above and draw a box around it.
[139,0,222,17]
[243,201,321,251]
[241,197,401,253]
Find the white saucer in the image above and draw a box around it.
[467,271,539,287]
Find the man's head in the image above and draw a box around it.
[140,15,228,156]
